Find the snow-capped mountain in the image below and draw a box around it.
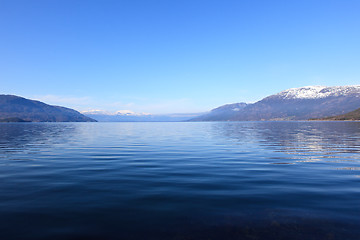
[83,110,203,122]
[81,110,150,116]
[114,110,151,116]
[192,85,360,121]
[269,85,360,100]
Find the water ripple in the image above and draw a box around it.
[0,122,359,239]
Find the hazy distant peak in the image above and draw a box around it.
[211,102,248,112]
[115,110,151,116]
[81,110,112,115]
[273,85,360,99]
[83,109,151,116]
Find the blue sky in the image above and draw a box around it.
[1,0,359,114]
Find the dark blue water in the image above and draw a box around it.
[0,122,359,240]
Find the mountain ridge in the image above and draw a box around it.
[84,111,203,122]
[0,94,96,122]
[191,103,247,121]
[192,85,360,121]
[266,85,360,100]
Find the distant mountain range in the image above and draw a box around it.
[192,86,360,121]
[0,95,96,122]
[83,110,203,122]
[2,85,360,122]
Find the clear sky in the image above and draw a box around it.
[1,0,359,114]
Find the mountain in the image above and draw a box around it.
[191,86,360,121]
[314,107,360,121]
[191,103,247,121]
[83,110,203,122]
[0,117,30,122]
[0,95,96,122]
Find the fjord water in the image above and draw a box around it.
[0,122,359,240]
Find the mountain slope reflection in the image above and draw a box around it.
[211,121,360,167]
[0,123,79,159]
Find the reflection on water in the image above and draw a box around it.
[212,121,360,164]
[0,122,359,240]
[0,123,77,154]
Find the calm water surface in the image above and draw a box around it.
[0,122,359,240]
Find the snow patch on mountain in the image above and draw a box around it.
[115,110,151,116]
[274,85,360,99]
[82,110,150,116]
